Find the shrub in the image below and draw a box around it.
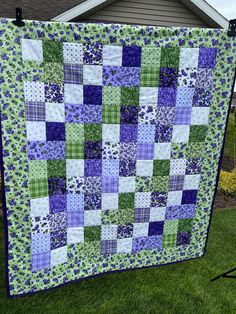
[218,169,236,196]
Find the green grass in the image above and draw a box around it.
[224,112,236,158]
[1,209,236,313]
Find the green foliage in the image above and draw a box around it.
[218,169,236,196]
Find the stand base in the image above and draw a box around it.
[211,267,236,281]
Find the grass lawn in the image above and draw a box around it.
[224,112,236,159]
[1,208,236,313]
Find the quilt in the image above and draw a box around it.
[0,18,236,296]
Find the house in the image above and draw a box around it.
[0,0,229,29]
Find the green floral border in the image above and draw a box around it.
[0,19,236,296]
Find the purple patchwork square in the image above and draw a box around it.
[49,194,67,213]
[65,104,83,123]
[156,107,175,125]
[120,143,137,160]
[67,194,84,211]
[174,107,192,125]
[46,141,65,160]
[169,175,184,191]
[45,83,64,103]
[101,240,117,255]
[84,141,102,159]
[28,141,47,160]
[120,124,138,142]
[26,102,45,121]
[67,211,84,227]
[119,159,136,176]
[83,105,102,124]
[84,193,101,210]
[137,143,154,160]
[84,85,102,105]
[84,159,102,176]
[64,64,83,84]
[198,48,217,69]
[83,43,103,65]
[134,208,150,223]
[177,232,191,245]
[151,192,167,207]
[132,235,162,253]
[158,88,176,106]
[48,177,66,196]
[192,88,212,107]
[160,68,178,87]
[46,122,65,141]
[103,66,140,87]
[32,233,51,254]
[176,88,195,107]
[102,176,119,193]
[148,221,164,236]
[165,205,196,220]
[155,125,173,143]
[102,160,119,176]
[49,212,67,232]
[32,252,50,271]
[117,224,133,239]
[186,158,203,175]
[182,190,198,205]
[122,45,141,67]
[120,106,139,124]
[84,177,102,194]
[137,124,155,143]
[50,231,67,250]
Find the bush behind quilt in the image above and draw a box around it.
[0,19,236,296]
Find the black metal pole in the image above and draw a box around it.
[12,7,25,27]
[211,267,236,281]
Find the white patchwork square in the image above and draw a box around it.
[172,125,190,143]
[103,45,123,66]
[64,84,83,104]
[102,193,118,210]
[133,223,149,238]
[30,197,49,217]
[139,87,158,106]
[24,81,44,102]
[184,174,201,190]
[45,103,65,122]
[179,48,199,68]
[135,192,151,208]
[117,238,132,254]
[51,246,67,267]
[101,224,118,240]
[149,207,166,222]
[84,210,101,226]
[154,143,171,160]
[26,121,46,141]
[191,107,210,125]
[83,65,103,85]
[136,160,153,176]
[21,39,43,62]
[170,159,187,175]
[67,227,84,244]
[63,42,83,64]
[103,124,120,142]
[119,177,135,193]
[66,160,84,177]
[167,191,183,206]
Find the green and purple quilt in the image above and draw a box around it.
[0,19,236,296]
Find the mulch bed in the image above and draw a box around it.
[214,193,236,209]
[221,155,236,172]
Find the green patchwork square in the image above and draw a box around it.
[142,47,161,66]
[84,124,102,141]
[171,143,187,159]
[163,234,177,248]
[119,193,135,209]
[29,179,48,199]
[43,40,63,63]
[153,160,170,176]
[178,219,193,232]
[121,87,139,106]
[161,48,180,68]
[141,66,160,87]
[47,160,66,178]
[66,124,84,142]
[29,160,48,180]
[84,226,101,241]
[150,176,169,192]
[189,125,208,143]
[186,142,204,158]
[24,61,43,81]
[102,105,120,124]
[66,142,84,159]
[164,220,179,234]
[101,208,134,225]
[43,62,63,83]
[135,176,151,192]
[102,86,121,105]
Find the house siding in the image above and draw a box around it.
[78,0,209,27]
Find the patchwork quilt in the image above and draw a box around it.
[0,19,236,296]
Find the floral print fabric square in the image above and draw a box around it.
[1,19,235,296]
